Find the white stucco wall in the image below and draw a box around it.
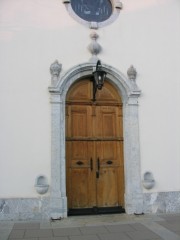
[0,0,180,198]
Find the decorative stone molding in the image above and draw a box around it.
[90,22,98,30]
[127,65,137,81]
[115,1,123,9]
[50,60,62,86]
[49,62,143,217]
[88,32,101,63]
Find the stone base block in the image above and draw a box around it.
[0,192,180,220]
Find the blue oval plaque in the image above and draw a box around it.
[71,0,113,22]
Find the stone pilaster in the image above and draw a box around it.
[49,93,67,218]
[123,93,143,214]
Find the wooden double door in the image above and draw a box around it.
[66,79,124,214]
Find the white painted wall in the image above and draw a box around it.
[0,0,180,197]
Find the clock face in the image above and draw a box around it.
[71,0,113,22]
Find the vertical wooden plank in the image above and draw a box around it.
[66,85,96,208]
[95,105,124,208]
[96,141,119,207]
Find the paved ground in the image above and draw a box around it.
[0,213,180,240]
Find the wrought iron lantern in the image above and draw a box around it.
[92,60,107,101]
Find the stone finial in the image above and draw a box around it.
[50,60,62,86]
[88,32,102,63]
[127,65,137,81]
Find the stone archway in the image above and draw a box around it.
[49,62,143,218]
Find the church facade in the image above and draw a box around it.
[0,0,180,220]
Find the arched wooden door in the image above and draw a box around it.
[66,79,125,215]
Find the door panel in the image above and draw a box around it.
[68,105,92,138]
[95,106,116,138]
[97,167,119,207]
[96,141,122,207]
[66,141,96,208]
[71,168,89,208]
[66,79,124,212]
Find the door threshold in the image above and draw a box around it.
[68,207,125,216]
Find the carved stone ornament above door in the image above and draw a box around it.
[62,0,123,29]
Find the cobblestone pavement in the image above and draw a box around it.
[0,213,180,240]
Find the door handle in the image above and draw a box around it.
[90,158,93,171]
[96,158,100,179]
[96,171,99,178]
[97,158,100,171]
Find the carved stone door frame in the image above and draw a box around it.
[49,62,143,218]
